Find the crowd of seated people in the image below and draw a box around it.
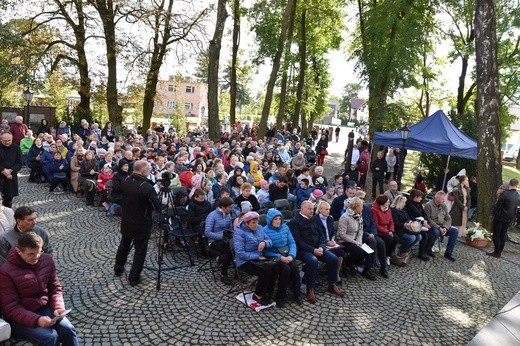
[15,119,465,309]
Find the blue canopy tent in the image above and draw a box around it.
[373,110,477,188]
[373,110,477,159]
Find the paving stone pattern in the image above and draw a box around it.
[12,158,520,345]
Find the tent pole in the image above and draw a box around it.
[441,155,451,192]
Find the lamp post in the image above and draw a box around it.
[397,124,410,190]
[23,88,33,127]
[400,124,410,144]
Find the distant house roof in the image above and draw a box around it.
[350,98,366,110]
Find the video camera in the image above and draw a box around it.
[157,171,176,188]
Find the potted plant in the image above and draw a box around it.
[465,223,492,248]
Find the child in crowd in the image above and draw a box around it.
[322,186,336,205]
[309,188,323,209]
[296,178,312,208]
[256,179,270,203]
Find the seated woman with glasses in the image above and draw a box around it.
[391,195,422,262]
[405,189,433,261]
[337,197,378,280]
[233,212,278,307]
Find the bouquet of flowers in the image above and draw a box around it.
[465,223,492,241]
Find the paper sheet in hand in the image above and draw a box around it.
[51,309,71,323]
[361,243,374,254]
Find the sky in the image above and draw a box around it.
[159,1,466,103]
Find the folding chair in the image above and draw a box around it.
[260,201,275,209]
[167,207,198,266]
[280,210,293,223]
[227,238,257,305]
[258,214,268,227]
[274,199,291,211]
[196,222,222,281]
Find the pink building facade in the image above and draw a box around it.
[154,77,208,123]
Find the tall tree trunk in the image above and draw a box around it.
[257,0,297,138]
[475,0,501,231]
[76,42,92,122]
[276,1,297,130]
[292,9,306,129]
[229,0,240,125]
[52,0,91,121]
[301,90,308,138]
[208,0,228,141]
[418,50,430,118]
[91,0,123,125]
[456,56,477,117]
[276,70,289,130]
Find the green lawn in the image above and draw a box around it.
[503,164,520,182]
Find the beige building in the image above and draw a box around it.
[154,76,209,126]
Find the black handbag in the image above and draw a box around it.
[277,246,289,256]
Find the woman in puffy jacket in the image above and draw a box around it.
[263,209,302,306]
[233,212,277,307]
[46,152,69,193]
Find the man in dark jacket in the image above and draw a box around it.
[488,178,520,258]
[113,159,161,286]
[288,200,344,304]
[0,232,78,345]
[0,132,23,208]
[370,150,387,199]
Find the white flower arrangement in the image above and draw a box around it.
[466,223,492,241]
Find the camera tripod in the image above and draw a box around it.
[144,186,194,290]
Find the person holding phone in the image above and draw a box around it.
[0,232,79,345]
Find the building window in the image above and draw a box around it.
[185,85,195,93]
[185,102,193,110]
[168,84,174,92]
[166,101,175,109]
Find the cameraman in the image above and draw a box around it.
[113,160,161,286]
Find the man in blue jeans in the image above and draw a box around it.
[424,191,459,261]
[0,232,78,345]
[289,200,344,304]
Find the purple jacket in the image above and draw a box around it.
[0,248,65,327]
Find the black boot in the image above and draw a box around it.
[87,191,96,206]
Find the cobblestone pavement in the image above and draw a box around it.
[9,134,520,345]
